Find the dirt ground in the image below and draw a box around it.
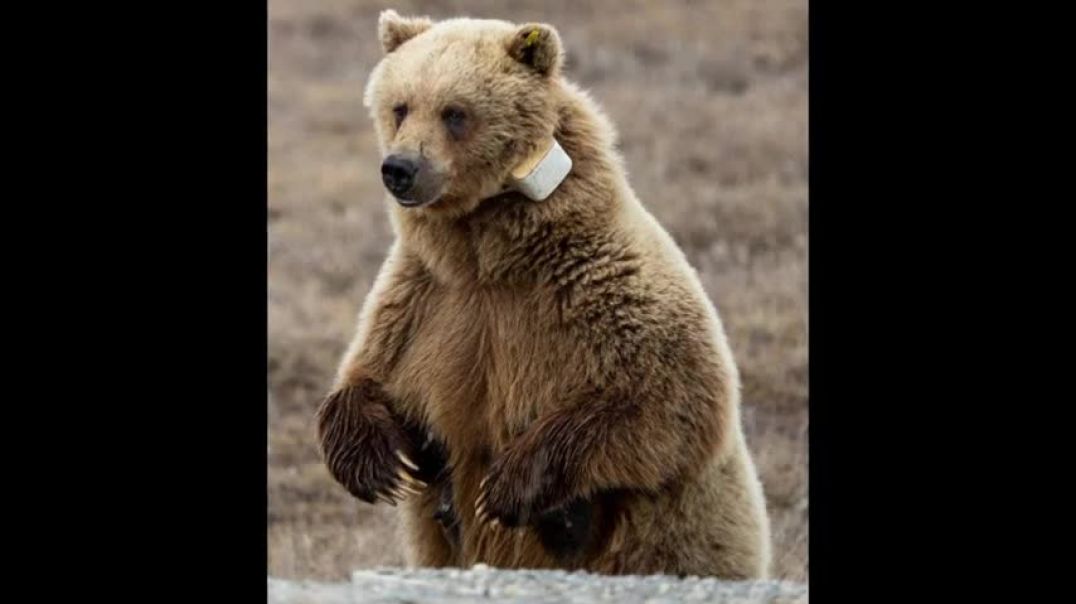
[268,0,806,582]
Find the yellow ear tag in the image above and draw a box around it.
[524,29,541,48]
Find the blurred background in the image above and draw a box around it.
[269,0,807,582]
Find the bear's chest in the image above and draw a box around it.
[387,282,579,463]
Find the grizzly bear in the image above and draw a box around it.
[315,9,772,579]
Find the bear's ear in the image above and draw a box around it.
[506,23,563,77]
[378,9,433,54]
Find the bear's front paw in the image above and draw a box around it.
[315,381,427,505]
[473,440,575,529]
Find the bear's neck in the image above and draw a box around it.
[393,84,630,289]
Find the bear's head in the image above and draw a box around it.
[364,10,566,217]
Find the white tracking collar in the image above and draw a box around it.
[507,138,572,201]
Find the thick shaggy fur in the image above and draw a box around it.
[316,10,772,578]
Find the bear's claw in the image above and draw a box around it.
[315,381,429,506]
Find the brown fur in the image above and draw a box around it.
[315,10,771,579]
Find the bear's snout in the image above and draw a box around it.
[381,152,444,207]
[381,154,421,201]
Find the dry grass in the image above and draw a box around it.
[269,0,807,582]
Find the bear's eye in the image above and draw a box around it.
[392,104,408,127]
[441,107,467,139]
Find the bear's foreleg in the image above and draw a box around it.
[475,380,728,528]
[315,252,437,505]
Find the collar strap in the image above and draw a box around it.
[506,138,572,201]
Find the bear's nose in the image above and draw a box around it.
[381,155,419,198]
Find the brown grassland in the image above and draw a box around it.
[269,0,807,582]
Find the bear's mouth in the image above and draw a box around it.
[394,196,427,208]
[393,193,444,209]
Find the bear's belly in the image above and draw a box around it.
[386,283,599,564]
